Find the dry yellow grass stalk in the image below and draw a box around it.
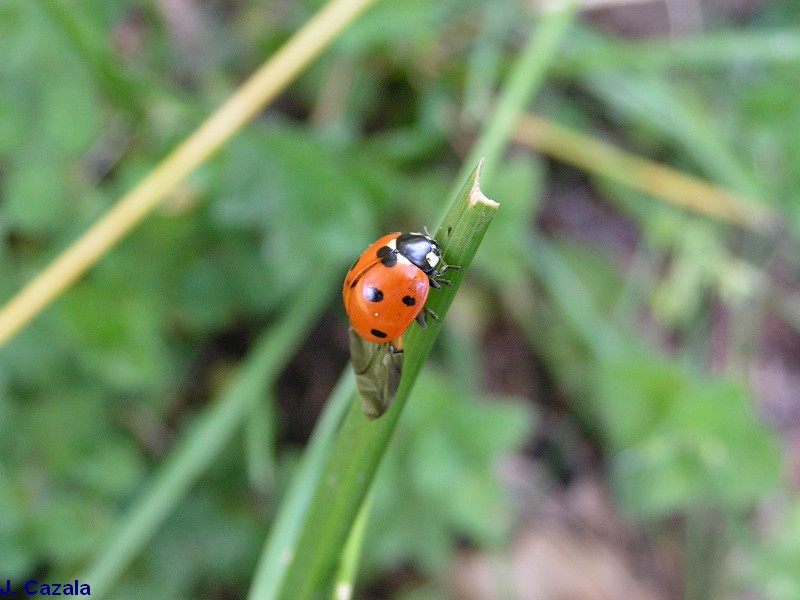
[0,0,378,347]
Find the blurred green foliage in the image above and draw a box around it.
[1,0,799,598]
[750,500,800,600]
[367,373,534,574]
[598,357,779,519]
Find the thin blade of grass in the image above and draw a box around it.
[247,368,356,600]
[522,234,626,360]
[585,73,762,198]
[273,163,498,600]
[557,27,800,75]
[331,487,373,600]
[514,112,777,231]
[245,394,278,494]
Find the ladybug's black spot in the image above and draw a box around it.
[377,246,397,267]
[402,295,416,307]
[363,286,384,303]
[371,328,388,339]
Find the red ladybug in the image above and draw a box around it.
[343,232,459,349]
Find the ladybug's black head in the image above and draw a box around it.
[396,232,442,274]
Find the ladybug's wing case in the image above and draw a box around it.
[342,233,400,302]
[348,263,429,344]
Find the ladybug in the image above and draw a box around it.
[343,231,459,350]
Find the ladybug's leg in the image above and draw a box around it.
[429,261,462,288]
[436,263,461,276]
[415,307,439,329]
[431,272,457,289]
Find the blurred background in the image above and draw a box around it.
[1,0,799,598]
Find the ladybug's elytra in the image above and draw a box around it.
[343,232,459,348]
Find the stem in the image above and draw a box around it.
[247,370,357,600]
[332,487,374,600]
[273,163,498,600]
[684,508,724,600]
[514,112,776,231]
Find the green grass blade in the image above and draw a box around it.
[558,27,800,75]
[586,73,762,197]
[331,486,373,600]
[273,163,498,600]
[522,234,626,360]
[247,368,356,600]
[245,393,278,494]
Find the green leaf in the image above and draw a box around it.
[597,357,689,448]
[0,83,28,153]
[80,267,339,596]
[4,153,66,233]
[59,277,172,392]
[43,72,100,156]
[599,357,780,518]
